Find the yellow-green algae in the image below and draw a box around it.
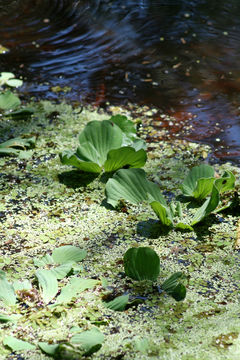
[0,101,239,360]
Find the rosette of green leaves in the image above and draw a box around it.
[181,165,236,225]
[60,115,147,173]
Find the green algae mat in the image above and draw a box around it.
[0,101,239,360]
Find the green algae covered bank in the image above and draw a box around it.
[0,101,239,360]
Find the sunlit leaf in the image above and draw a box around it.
[52,245,87,264]
[0,272,16,305]
[105,168,166,208]
[38,342,59,355]
[70,328,104,356]
[124,247,160,281]
[34,253,54,267]
[0,90,21,110]
[13,279,32,292]
[150,201,173,227]
[35,270,58,303]
[56,278,98,304]
[3,336,35,351]
[50,262,74,280]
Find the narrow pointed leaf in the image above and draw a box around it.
[52,245,87,264]
[3,336,35,351]
[104,147,147,172]
[150,201,173,226]
[191,184,220,225]
[35,270,58,303]
[124,247,160,281]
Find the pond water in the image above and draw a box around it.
[0,0,240,164]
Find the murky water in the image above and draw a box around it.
[0,0,240,164]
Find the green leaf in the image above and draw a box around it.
[0,314,20,323]
[38,342,59,355]
[162,272,186,301]
[175,223,193,231]
[181,164,215,200]
[0,136,36,150]
[13,280,32,292]
[150,201,173,226]
[0,90,21,110]
[105,168,166,208]
[104,147,147,172]
[34,254,55,267]
[191,183,220,225]
[6,78,23,87]
[169,283,186,301]
[104,294,129,311]
[5,107,34,119]
[124,247,160,281]
[59,150,102,173]
[0,72,22,87]
[109,114,136,140]
[56,278,98,304]
[60,118,146,173]
[70,328,104,356]
[134,337,150,353]
[50,263,74,280]
[3,336,35,351]
[0,272,16,305]
[215,170,235,193]
[52,245,87,264]
[35,270,58,303]
[78,120,123,164]
[161,272,183,293]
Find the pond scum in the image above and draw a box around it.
[0,100,239,359]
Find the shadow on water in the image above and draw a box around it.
[0,0,239,164]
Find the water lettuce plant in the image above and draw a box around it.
[0,72,23,88]
[60,115,147,173]
[105,166,236,227]
[39,328,104,358]
[124,247,186,302]
[0,136,36,156]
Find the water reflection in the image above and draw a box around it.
[0,0,239,164]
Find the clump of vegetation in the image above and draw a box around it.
[59,115,147,173]
[105,165,236,228]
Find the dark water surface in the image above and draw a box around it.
[0,0,240,164]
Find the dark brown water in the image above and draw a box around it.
[0,0,240,164]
